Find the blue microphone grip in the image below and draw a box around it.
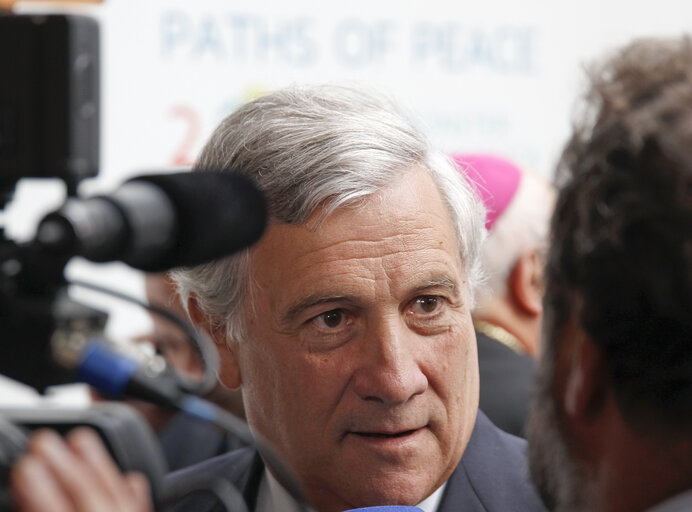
[76,341,137,396]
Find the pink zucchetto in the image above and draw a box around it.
[451,153,522,231]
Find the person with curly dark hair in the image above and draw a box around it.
[527,36,692,512]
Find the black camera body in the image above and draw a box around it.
[0,13,100,199]
[0,12,168,509]
[0,13,273,511]
[0,12,104,391]
[0,404,169,510]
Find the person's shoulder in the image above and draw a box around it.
[475,331,535,437]
[442,411,546,511]
[476,332,535,368]
[473,412,530,466]
[167,445,257,481]
[163,447,262,512]
[159,412,242,471]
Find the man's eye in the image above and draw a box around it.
[413,296,442,314]
[315,309,345,329]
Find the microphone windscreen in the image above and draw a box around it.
[127,170,267,271]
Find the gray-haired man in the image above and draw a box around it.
[12,85,545,512]
[168,85,543,512]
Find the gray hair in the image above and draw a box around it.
[173,84,485,344]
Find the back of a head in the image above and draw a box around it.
[545,37,692,432]
[454,154,555,302]
[173,84,485,342]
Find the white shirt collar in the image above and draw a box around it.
[416,482,446,512]
[645,489,692,512]
[256,468,305,512]
[256,468,448,512]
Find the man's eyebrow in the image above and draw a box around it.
[411,275,459,295]
[281,276,460,325]
[282,294,356,325]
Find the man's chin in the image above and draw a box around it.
[308,467,440,512]
[338,480,435,511]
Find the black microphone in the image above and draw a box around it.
[34,170,267,271]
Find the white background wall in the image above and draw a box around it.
[2,0,691,399]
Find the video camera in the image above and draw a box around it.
[0,11,282,512]
[0,11,170,509]
[0,12,102,390]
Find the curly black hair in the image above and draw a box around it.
[545,37,692,431]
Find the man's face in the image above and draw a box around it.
[230,167,479,511]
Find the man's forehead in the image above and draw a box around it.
[252,169,459,259]
[245,169,467,318]
[251,227,465,295]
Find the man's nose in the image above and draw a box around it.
[352,318,428,405]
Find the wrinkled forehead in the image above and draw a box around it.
[246,168,467,297]
[280,167,459,251]
[303,165,461,235]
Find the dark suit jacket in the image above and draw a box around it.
[159,412,246,471]
[165,411,546,511]
[477,332,536,437]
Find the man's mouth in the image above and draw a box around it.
[352,428,420,439]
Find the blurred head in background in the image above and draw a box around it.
[141,272,245,420]
[143,272,203,379]
[92,272,244,432]
[453,153,556,356]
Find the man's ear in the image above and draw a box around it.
[187,295,242,390]
[508,250,544,316]
[562,324,607,422]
